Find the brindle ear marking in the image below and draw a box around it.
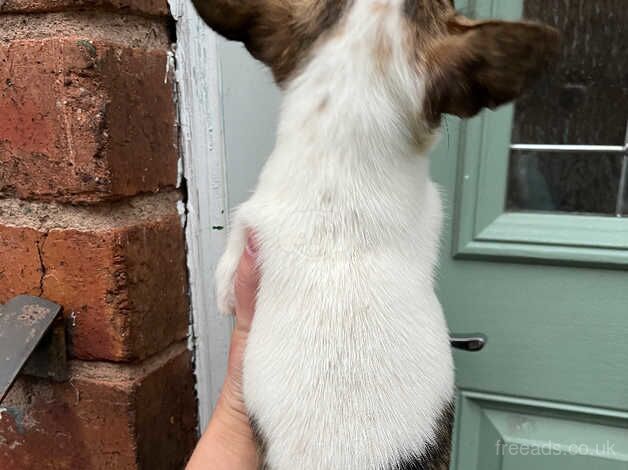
[192,0,353,85]
[425,18,560,122]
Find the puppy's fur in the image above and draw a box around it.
[192,1,559,468]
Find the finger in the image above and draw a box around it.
[233,232,259,332]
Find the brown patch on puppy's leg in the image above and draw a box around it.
[387,402,455,470]
[249,414,269,469]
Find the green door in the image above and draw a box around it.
[430,1,628,468]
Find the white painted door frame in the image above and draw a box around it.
[169,0,233,430]
[170,1,280,431]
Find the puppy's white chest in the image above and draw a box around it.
[240,182,454,469]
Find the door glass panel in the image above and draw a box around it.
[506,0,628,217]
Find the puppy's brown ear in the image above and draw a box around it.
[191,0,259,43]
[427,18,560,120]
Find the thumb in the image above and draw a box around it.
[233,232,259,332]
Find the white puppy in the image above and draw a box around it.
[192,0,558,468]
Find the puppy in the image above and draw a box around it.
[191,1,559,468]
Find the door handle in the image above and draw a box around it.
[450,333,487,352]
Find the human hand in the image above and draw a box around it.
[218,232,259,424]
[187,233,260,470]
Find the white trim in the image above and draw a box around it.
[169,0,233,430]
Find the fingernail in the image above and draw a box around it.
[246,233,258,257]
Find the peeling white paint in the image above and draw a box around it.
[176,199,186,228]
[176,155,184,190]
[187,323,195,353]
[168,0,233,430]
[165,49,175,84]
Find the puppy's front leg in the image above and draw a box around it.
[215,214,248,315]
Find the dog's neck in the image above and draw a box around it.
[270,0,438,174]
[257,14,439,244]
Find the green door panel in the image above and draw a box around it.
[430,0,628,468]
[453,393,628,470]
[442,260,628,410]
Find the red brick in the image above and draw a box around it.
[0,225,44,300]
[0,344,198,470]
[0,193,189,361]
[0,32,178,203]
[0,0,170,16]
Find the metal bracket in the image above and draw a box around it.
[0,296,66,403]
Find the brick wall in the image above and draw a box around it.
[0,1,198,468]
